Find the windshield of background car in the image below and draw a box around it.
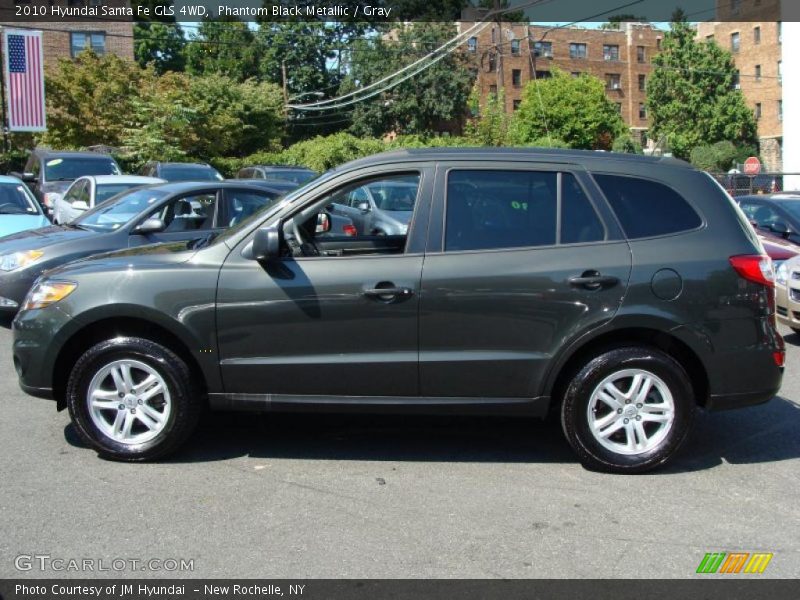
[95,183,146,204]
[367,179,418,211]
[75,188,169,232]
[0,183,40,215]
[161,165,224,182]
[44,157,120,181]
[263,170,317,185]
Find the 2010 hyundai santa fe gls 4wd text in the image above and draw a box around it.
[11,149,784,473]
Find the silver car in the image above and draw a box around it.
[327,175,418,236]
[53,175,164,225]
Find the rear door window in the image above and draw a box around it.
[593,174,702,239]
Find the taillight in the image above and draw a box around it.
[729,255,774,287]
[343,224,357,237]
[773,351,785,367]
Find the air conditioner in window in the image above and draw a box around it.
[611,83,621,90]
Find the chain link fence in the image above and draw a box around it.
[710,172,800,196]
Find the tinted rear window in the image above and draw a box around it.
[161,165,223,182]
[593,174,702,239]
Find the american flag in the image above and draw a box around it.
[4,30,46,132]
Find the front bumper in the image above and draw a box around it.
[776,282,800,330]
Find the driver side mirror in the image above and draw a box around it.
[770,220,792,237]
[247,224,281,261]
[357,201,370,213]
[71,200,89,211]
[133,217,166,235]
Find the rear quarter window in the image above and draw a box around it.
[593,174,702,239]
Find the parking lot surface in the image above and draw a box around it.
[0,325,798,579]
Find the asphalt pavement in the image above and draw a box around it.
[0,325,798,579]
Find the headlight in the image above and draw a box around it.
[21,281,77,311]
[775,261,788,286]
[0,250,44,271]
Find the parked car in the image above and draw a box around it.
[10,150,121,215]
[737,193,800,247]
[326,175,418,235]
[774,254,800,334]
[0,181,284,317]
[236,165,318,186]
[0,176,50,238]
[12,148,784,473]
[759,233,800,272]
[227,178,301,195]
[53,175,164,225]
[140,162,223,182]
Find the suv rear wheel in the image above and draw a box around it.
[66,337,201,461]
[561,347,695,473]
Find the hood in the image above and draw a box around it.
[0,224,99,253]
[45,241,197,278]
[0,215,50,238]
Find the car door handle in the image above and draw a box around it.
[569,272,619,290]
[363,286,415,298]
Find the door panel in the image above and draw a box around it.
[419,164,631,399]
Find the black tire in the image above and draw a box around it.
[560,346,695,474]
[66,337,202,461]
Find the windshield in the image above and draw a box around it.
[76,188,168,232]
[44,157,120,181]
[161,165,223,182]
[367,181,417,212]
[263,169,317,185]
[95,183,148,204]
[0,183,40,215]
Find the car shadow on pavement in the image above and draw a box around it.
[62,396,800,471]
[781,330,800,345]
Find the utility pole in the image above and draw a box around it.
[0,26,8,152]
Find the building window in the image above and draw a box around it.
[487,52,496,72]
[491,28,496,44]
[778,100,783,121]
[513,99,521,111]
[636,46,646,63]
[512,69,521,87]
[489,84,497,96]
[731,32,740,53]
[467,37,477,53]
[638,74,646,91]
[534,70,551,80]
[754,26,761,44]
[706,34,714,42]
[639,103,647,119]
[778,21,782,43]
[778,60,782,85]
[510,39,520,55]
[534,41,552,58]
[606,73,621,90]
[755,64,761,81]
[571,71,581,78]
[732,70,740,89]
[730,0,741,13]
[569,43,587,59]
[755,102,762,120]
[603,44,619,61]
[70,32,106,58]
[656,37,662,50]
[614,102,622,114]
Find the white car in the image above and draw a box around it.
[53,175,164,225]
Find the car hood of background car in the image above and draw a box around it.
[43,241,198,279]
[0,224,100,252]
[0,215,51,238]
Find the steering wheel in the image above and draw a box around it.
[290,218,319,257]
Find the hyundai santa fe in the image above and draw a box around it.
[12,148,784,473]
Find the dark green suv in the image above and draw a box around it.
[12,149,784,473]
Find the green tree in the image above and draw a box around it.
[464,86,511,146]
[134,21,186,73]
[185,18,261,82]
[647,19,758,160]
[345,22,475,137]
[510,70,625,149]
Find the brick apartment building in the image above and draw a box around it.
[1,0,134,70]
[459,20,664,149]
[697,0,784,170]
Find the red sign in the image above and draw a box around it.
[744,156,761,176]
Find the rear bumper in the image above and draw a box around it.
[706,387,780,411]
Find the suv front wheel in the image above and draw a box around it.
[561,347,695,474]
[66,337,201,461]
